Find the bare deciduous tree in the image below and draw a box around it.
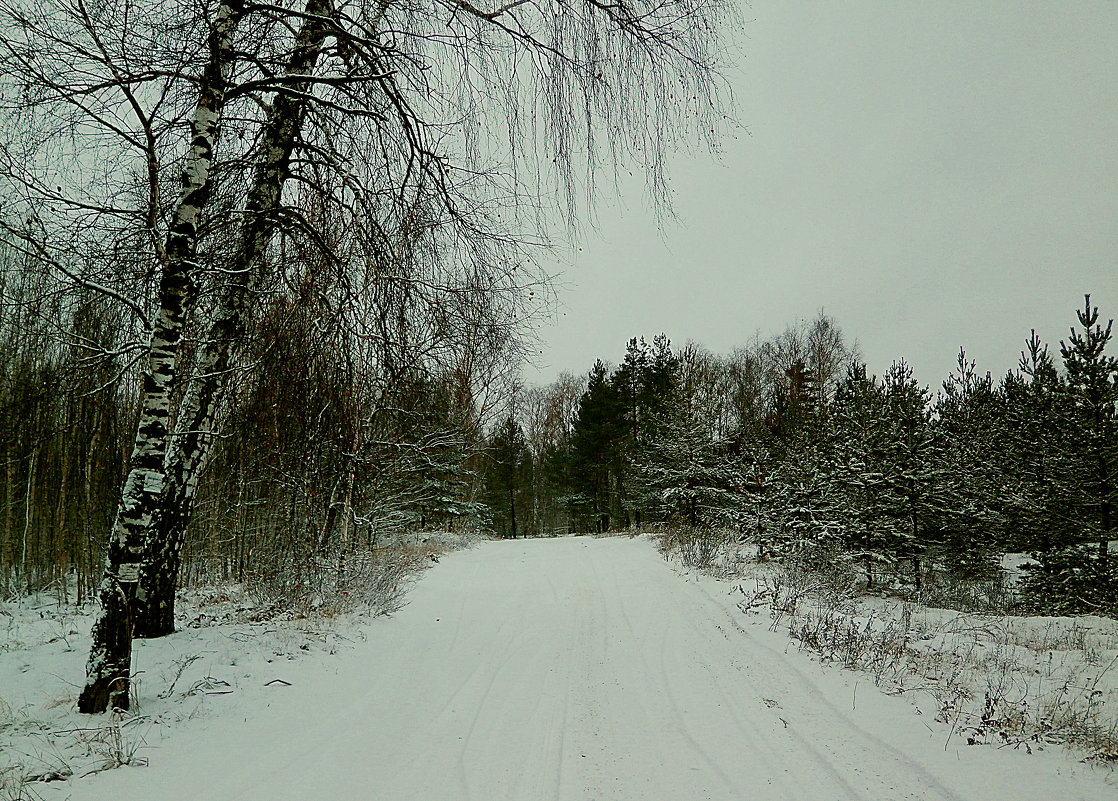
[1,0,734,712]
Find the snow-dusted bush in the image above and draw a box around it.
[675,527,725,571]
[1017,547,1118,618]
[656,525,744,575]
[915,567,1014,615]
[241,534,474,620]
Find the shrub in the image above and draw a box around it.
[1017,547,1118,617]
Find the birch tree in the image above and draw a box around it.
[1,0,734,711]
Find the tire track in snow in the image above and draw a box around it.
[680,571,970,801]
[655,613,744,794]
[644,567,843,801]
[54,536,1117,801]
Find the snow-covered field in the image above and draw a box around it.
[3,535,1117,800]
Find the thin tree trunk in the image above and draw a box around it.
[319,475,342,550]
[56,442,70,604]
[80,408,100,606]
[78,0,244,714]
[236,474,248,582]
[22,449,35,595]
[79,432,93,606]
[911,511,922,593]
[337,423,362,583]
[3,452,12,598]
[1098,454,1111,560]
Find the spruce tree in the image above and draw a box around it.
[1000,331,1077,556]
[770,435,844,561]
[1009,309,1117,615]
[612,334,680,526]
[829,363,901,587]
[934,349,1006,579]
[484,415,530,538]
[610,338,652,527]
[1060,294,1118,559]
[568,361,624,532]
[638,404,741,529]
[736,442,781,561]
[880,360,945,591]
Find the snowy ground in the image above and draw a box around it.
[3,535,1117,800]
[1,584,373,794]
[727,553,1118,760]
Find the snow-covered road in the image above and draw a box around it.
[69,536,1113,800]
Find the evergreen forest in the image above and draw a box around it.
[481,300,1118,616]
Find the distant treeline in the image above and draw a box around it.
[480,299,1116,615]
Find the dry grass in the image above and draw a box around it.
[656,526,744,576]
[656,530,1118,763]
[738,559,1118,762]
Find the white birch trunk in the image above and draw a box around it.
[79,0,244,714]
[135,0,335,638]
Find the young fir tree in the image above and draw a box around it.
[778,352,844,557]
[610,334,679,526]
[609,338,652,527]
[770,435,844,561]
[879,359,946,591]
[829,363,906,588]
[734,441,782,561]
[934,349,1006,579]
[638,403,742,529]
[1059,294,1118,559]
[567,361,624,532]
[768,357,819,443]
[999,331,1077,556]
[1004,314,1117,615]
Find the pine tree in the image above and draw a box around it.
[999,331,1077,556]
[829,363,906,588]
[610,334,680,527]
[1060,294,1118,558]
[567,361,624,532]
[735,441,781,561]
[484,416,530,538]
[768,357,818,442]
[609,338,653,527]
[879,359,947,591]
[769,436,844,560]
[638,404,742,529]
[934,349,1006,579]
[1006,309,1118,615]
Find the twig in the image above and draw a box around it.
[159,654,203,699]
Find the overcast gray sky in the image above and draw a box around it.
[523,0,1117,390]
